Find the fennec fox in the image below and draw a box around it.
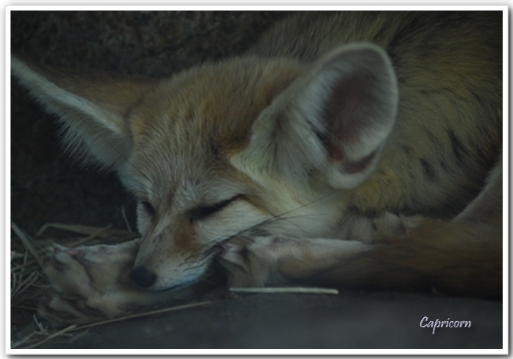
[12,11,503,324]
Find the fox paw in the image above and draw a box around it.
[219,235,369,288]
[340,211,425,244]
[39,240,159,325]
[219,236,286,287]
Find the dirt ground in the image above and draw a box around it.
[10,11,504,351]
[30,292,504,350]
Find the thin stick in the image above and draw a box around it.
[22,325,78,349]
[36,223,111,237]
[121,205,132,232]
[11,259,37,272]
[68,225,112,247]
[230,287,339,295]
[11,223,44,269]
[11,271,39,300]
[11,305,38,311]
[68,330,90,344]
[70,301,213,331]
[10,252,25,260]
[33,314,48,335]
[11,273,17,295]
[11,332,36,349]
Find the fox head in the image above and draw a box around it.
[12,43,398,290]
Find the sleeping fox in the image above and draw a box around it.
[11,11,503,324]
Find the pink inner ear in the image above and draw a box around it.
[322,69,382,164]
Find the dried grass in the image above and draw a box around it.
[20,301,213,349]
[10,222,139,349]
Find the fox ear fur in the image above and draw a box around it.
[235,43,398,189]
[11,55,155,169]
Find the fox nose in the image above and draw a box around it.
[130,265,157,288]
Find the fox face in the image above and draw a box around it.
[12,43,398,290]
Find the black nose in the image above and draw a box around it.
[130,265,157,288]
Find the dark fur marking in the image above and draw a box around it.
[210,141,221,158]
[387,13,422,49]
[470,89,487,109]
[420,158,436,181]
[311,123,329,146]
[402,145,412,156]
[448,130,466,163]
[424,128,438,145]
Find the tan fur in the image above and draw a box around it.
[11,11,503,324]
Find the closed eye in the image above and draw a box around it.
[141,201,156,217]
[189,196,240,223]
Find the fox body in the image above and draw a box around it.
[12,11,503,323]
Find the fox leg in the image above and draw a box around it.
[39,240,188,325]
[220,213,502,298]
[220,235,371,288]
[219,211,405,287]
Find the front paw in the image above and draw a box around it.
[220,235,370,288]
[219,236,295,288]
[39,240,143,325]
[39,288,110,325]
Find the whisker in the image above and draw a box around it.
[201,243,223,259]
[184,259,211,272]
[209,188,343,245]
[263,214,321,236]
[179,241,221,266]
[181,241,216,259]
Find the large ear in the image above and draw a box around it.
[11,55,156,169]
[233,43,398,189]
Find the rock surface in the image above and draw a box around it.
[39,292,502,350]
